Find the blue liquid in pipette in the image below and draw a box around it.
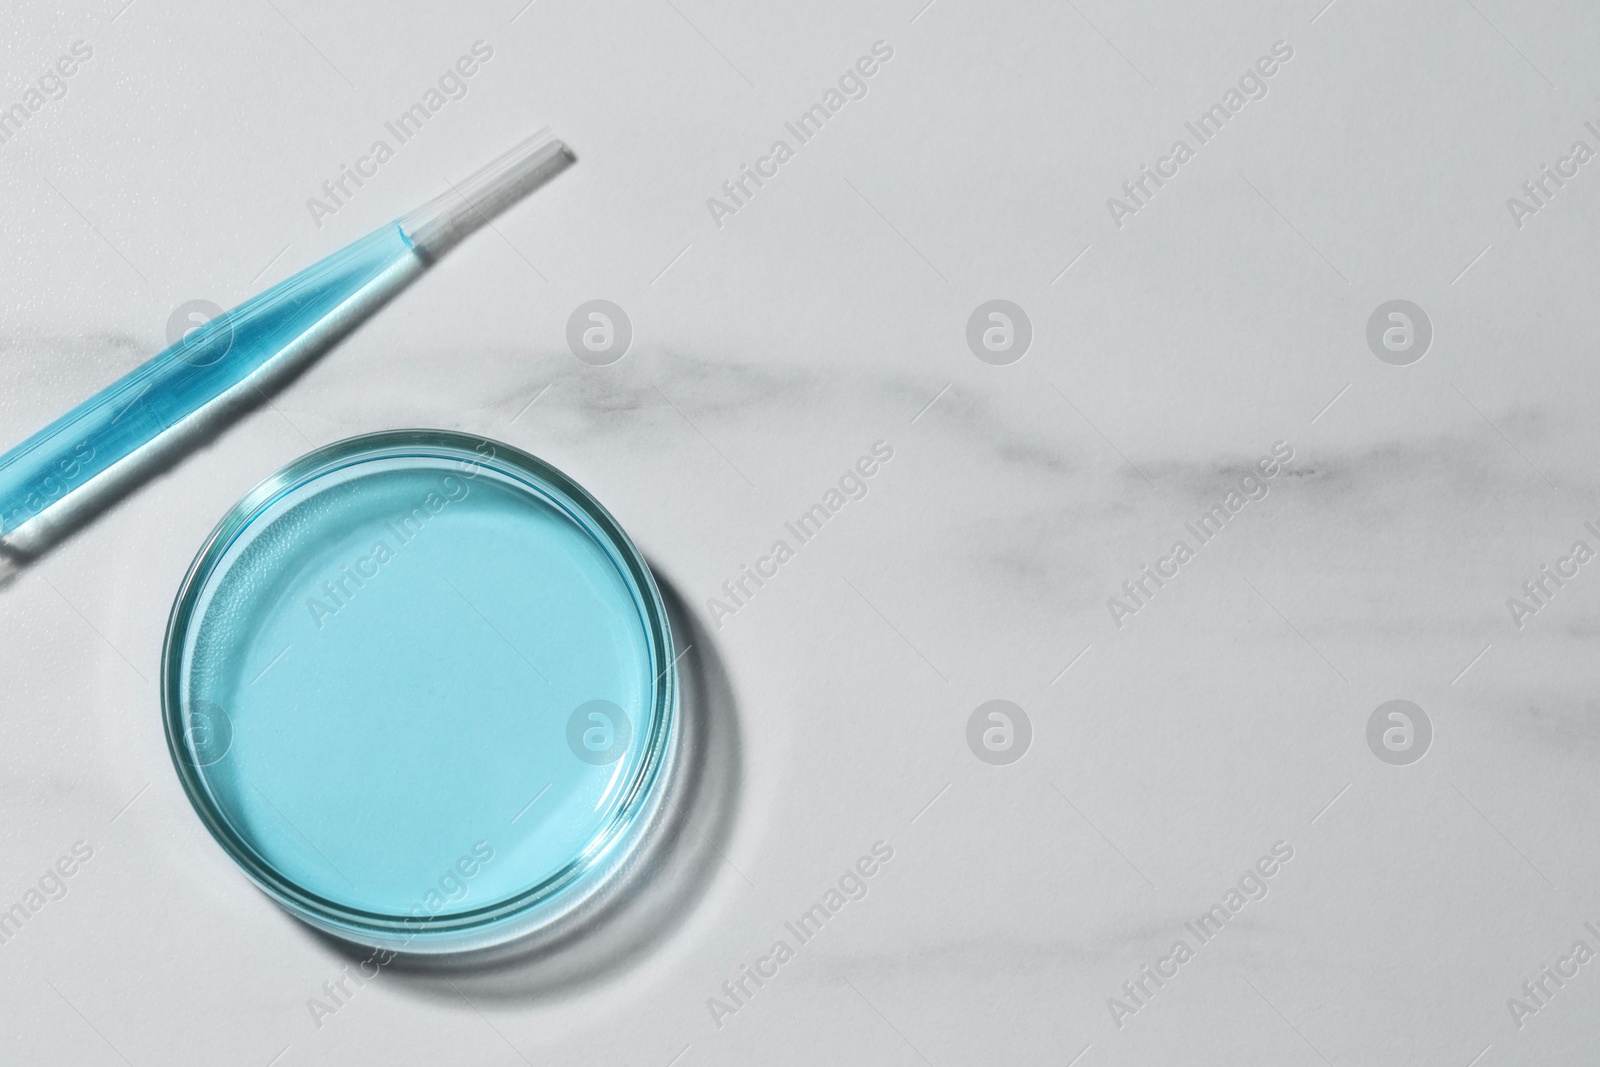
[0,226,419,539]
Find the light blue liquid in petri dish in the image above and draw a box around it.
[163,431,675,952]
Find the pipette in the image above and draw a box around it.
[0,128,574,575]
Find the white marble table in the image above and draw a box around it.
[2,0,1598,1063]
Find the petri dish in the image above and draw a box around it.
[161,430,676,953]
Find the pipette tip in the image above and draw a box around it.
[402,128,575,263]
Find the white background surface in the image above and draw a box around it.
[3,0,1600,1063]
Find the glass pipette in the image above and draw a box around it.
[0,128,574,576]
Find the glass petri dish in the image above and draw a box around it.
[161,430,676,953]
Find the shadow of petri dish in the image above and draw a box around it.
[162,430,681,955]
